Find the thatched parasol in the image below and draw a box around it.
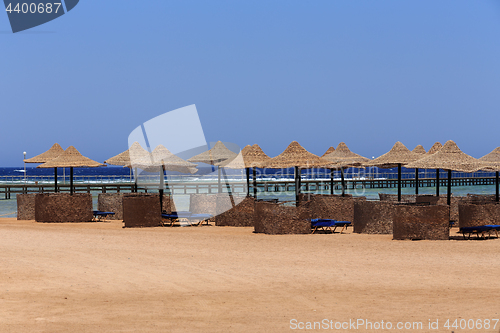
[24,143,65,192]
[406,140,489,205]
[427,142,443,155]
[411,145,426,195]
[321,146,335,157]
[116,142,151,192]
[188,141,238,165]
[479,147,500,202]
[188,141,238,193]
[420,142,443,196]
[130,144,197,212]
[37,146,105,194]
[363,142,421,202]
[262,141,331,206]
[220,144,271,197]
[323,142,370,196]
[412,145,426,155]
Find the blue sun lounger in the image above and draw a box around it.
[92,210,115,222]
[161,211,213,227]
[311,218,352,234]
[460,225,500,239]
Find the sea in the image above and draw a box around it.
[0,166,497,218]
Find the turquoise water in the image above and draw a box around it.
[1,184,497,218]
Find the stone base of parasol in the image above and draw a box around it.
[17,193,36,220]
[353,201,394,235]
[123,193,161,228]
[393,205,449,240]
[253,201,311,235]
[215,196,255,227]
[458,202,500,229]
[34,193,92,223]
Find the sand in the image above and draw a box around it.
[1,218,500,332]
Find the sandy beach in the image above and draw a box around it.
[1,218,500,332]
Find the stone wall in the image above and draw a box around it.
[254,201,311,235]
[17,193,36,220]
[379,193,459,222]
[215,196,255,227]
[393,205,449,240]
[353,201,394,234]
[122,193,161,228]
[98,193,123,220]
[300,194,365,223]
[458,203,500,228]
[35,193,93,223]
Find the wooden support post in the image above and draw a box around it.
[253,167,257,199]
[436,169,440,197]
[415,168,419,195]
[246,168,250,197]
[341,168,345,197]
[496,171,499,203]
[330,169,334,195]
[295,166,301,206]
[447,169,452,206]
[54,167,58,193]
[70,167,74,195]
[397,163,401,202]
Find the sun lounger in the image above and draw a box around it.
[161,211,213,227]
[92,210,115,222]
[311,218,352,234]
[460,225,500,239]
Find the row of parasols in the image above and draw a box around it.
[23,140,500,205]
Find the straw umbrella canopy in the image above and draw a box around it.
[479,147,500,202]
[411,145,426,195]
[363,142,421,202]
[323,142,370,196]
[129,144,197,212]
[406,140,489,205]
[24,143,65,192]
[321,146,335,157]
[188,141,238,193]
[220,144,271,197]
[262,141,331,206]
[131,144,197,174]
[427,142,443,155]
[114,142,151,192]
[37,146,105,194]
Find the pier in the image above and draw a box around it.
[1,176,497,199]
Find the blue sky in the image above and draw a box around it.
[2,0,500,166]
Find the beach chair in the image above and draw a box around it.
[311,219,352,234]
[92,210,115,222]
[161,211,192,227]
[459,225,500,240]
[161,211,213,227]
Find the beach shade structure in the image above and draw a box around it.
[411,145,426,195]
[363,142,421,202]
[423,142,443,197]
[129,144,197,212]
[261,141,332,206]
[108,142,150,192]
[23,143,65,192]
[105,142,144,192]
[321,146,336,157]
[322,142,370,196]
[479,147,500,202]
[219,144,271,198]
[406,140,489,205]
[188,141,238,193]
[37,146,105,195]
